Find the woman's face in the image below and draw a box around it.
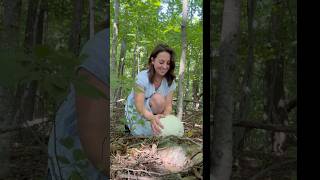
[152,51,171,77]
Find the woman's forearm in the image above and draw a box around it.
[134,93,154,121]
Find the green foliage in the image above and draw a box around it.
[110,0,203,105]
[0,46,82,108]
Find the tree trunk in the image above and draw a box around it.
[111,0,119,71]
[118,39,127,77]
[137,47,141,73]
[233,0,256,155]
[132,43,138,78]
[0,0,22,177]
[264,0,288,156]
[89,0,95,39]
[212,0,241,179]
[114,38,127,102]
[22,0,47,124]
[209,0,215,178]
[69,0,84,56]
[177,0,188,120]
[1,0,22,48]
[186,57,191,101]
[24,0,39,51]
[192,79,199,109]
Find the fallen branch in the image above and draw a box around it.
[178,137,203,147]
[183,111,202,122]
[117,174,159,180]
[233,121,296,133]
[0,118,49,134]
[239,150,296,160]
[112,167,163,176]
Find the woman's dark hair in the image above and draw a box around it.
[148,44,176,86]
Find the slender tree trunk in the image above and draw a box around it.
[212,0,241,179]
[1,0,22,48]
[111,0,119,71]
[209,0,215,178]
[132,43,138,78]
[69,0,84,56]
[0,0,22,177]
[264,0,288,156]
[118,39,127,77]
[177,0,188,120]
[89,0,95,39]
[114,38,127,102]
[22,0,47,124]
[186,57,190,100]
[192,79,199,109]
[137,47,141,73]
[24,0,39,51]
[233,0,256,155]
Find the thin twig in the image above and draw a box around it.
[112,167,163,176]
[183,111,202,122]
[178,137,202,147]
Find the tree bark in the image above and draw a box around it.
[192,79,199,109]
[212,0,241,179]
[114,38,127,102]
[1,0,22,48]
[132,43,138,79]
[111,0,119,71]
[209,0,215,178]
[0,0,22,177]
[233,0,256,154]
[69,0,84,56]
[177,0,188,120]
[21,0,47,125]
[264,0,288,156]
[24,0,39,51]
[118,39,127,78]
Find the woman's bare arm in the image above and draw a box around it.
[75,68,109,176]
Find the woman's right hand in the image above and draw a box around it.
[150,114,165,135]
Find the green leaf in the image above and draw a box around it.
[60,137,74,149]
[57,155,71,164]
[153,1,161,7]
[73,149,86,161]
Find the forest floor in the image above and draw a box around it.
[5,104,296,180]
[7,121,50,180]
[110,103,204,180]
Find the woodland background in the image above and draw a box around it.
[0,0,296,179]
